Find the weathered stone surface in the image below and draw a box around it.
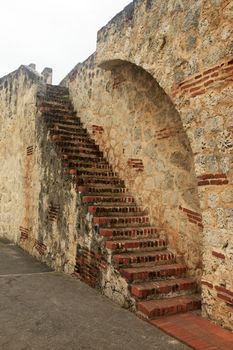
[1,0,233,332]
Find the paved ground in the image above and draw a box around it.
[0,239,191,350]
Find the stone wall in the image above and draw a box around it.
[0,68,77,273]
[0,66,39,243]
[64,55,202,281]
[63,0,233,330]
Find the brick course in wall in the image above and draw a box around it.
[172,58,233,98]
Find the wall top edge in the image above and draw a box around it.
[0,65,41,86]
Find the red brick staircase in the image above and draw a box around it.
[39,84,201,320]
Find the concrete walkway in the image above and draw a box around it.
[0,239,191,350]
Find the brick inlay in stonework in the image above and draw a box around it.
[19,226,30,240]
[34,240,46,255]
[201,280,213,289]
[179,206,203,228]
[173,58,233,98]
[92,125,104,136]
[216,286,233,309]
[74,246,107,288]
[26,146,33,156]
[212,251,225,260]
[197,173,229,186]
[48,204,60,222]
[127,158,144,172]
[155,127,183,140]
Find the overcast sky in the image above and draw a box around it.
[0,0,130,84]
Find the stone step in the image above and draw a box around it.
[77,177,124,187]
[113,250,175,267]
[82,195,135,204]
[88,205,145,215]
[93,215,150,226]
[105,238,167,252]
[120,264,187,283]
[131,278,197,299]
[99,226,158,239]
[137,295,201,319]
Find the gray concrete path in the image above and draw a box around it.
[0,239,191,350]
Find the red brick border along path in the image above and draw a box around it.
[151,313,233,350]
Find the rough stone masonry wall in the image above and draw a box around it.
[64,0,233,330]
[95,0,233,330]
[0,67,77,273]
[0,66,39,243]
[63,54,202,281]
[32,98,78,272]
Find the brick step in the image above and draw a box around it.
[62,153,107,164]
[76,169,118,177]
[46,84,68,94]
[77,177,124,187]
[40,99,72,108]
[51,134,95,145]
[49,125,88,136]
[88,205,145,215]
[61,148,102,159]
[45,92,69,100]
[99,226,158,239]
[105,238,167,252]
[50,132,94,147]
[42,96,70,104]
[61,147,102,157]
[77,186,128,194]
[47,122,85,132]
[56,141,97,151]
[137,295,201,319]
[45,91,69,98]
[44,115,82,126]
[42,110,77,118]
[120,264,187,283]
[40,101,73,112]
[113,250,175,267]
[64,161,112,171]
[131,278,197,299]
[82,194,135,204]
[93,215,150,226]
